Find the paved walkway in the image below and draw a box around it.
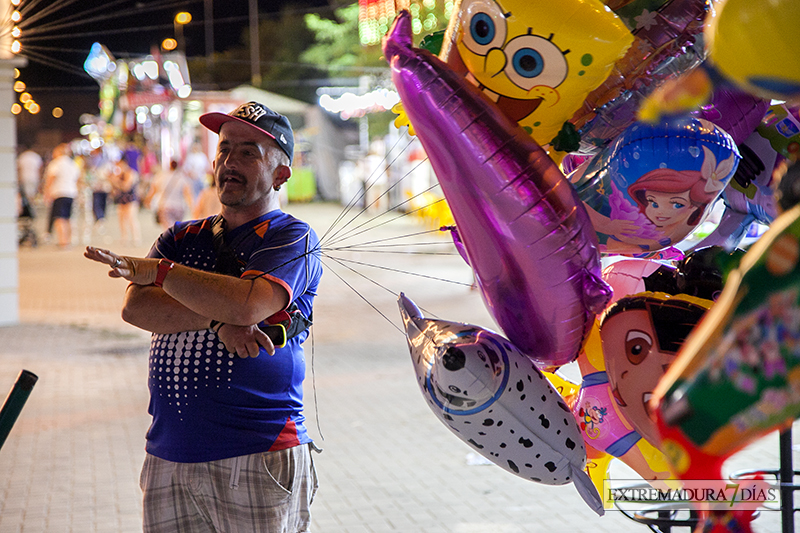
[0,202,794,532]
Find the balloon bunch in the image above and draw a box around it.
[384,1,800,530]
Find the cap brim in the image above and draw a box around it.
[199,112,278,144]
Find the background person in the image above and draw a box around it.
[42,143,81,248]
[110,158,141,246]
[17,145,42,204]
[191,172,222,219]
[144,160,194,229]
[84,101,323,533]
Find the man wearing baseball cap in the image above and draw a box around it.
[85,102,323,532]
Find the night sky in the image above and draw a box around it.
[17,0,335,89]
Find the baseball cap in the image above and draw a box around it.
[199,101,294,164]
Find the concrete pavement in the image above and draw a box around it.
[0,201,794,532]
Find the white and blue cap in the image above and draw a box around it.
[200,101,294,164]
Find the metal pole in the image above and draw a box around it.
[780,428,796,533]
[0,370,38,451]
[249,0,261,86]
[204,0,214,69]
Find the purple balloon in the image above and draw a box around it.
[694,86,770,146]
[384,12,611,369]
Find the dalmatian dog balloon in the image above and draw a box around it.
[398,293,603,515]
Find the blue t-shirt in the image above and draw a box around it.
[144,210,323,463]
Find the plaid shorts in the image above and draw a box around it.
[140,444,318,533]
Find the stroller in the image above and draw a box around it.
[17,185,37,247]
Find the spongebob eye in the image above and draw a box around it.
[459,0,507,55]
[502,34,568,90]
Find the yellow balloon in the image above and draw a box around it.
[706,0,800,102]
[440,0,633,147]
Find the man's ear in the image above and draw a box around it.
[274,164,291,188]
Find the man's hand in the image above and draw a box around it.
[84,246,158,285]
[217,324,276,357]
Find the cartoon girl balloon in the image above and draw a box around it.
[569,117,740,255]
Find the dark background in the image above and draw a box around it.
[15,0,336,147]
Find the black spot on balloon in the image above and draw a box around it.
[500,443,507,448]
[516,380,525,392]
[557,402,570,412]
[545,462,557,472]
[444,413,453,421]
[541,394,547,402]
[557,430,561,435]
[529,406,535,412]
[509,429,515,434]
[563,418,570,426]
[478,432,486,436]
[482,418,494,426]
[525,463,532,468]
[508,460,519,473]
[536,454,541,458]
[539,414,550,429]
[497,420,503,427]
[518,437,534,448]
[442,347,466,371]
[520,394,526,401]
[531,477,541,482]
[566,438,576,450]
[468,439,484,449]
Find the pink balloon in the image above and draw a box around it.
[572,370,643,457]
[384,11,611,368]
[602,259,666,304]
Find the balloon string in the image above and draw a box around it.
[324,227,446,252]
[323,136,416,244]
[322,163,437,247]
[309,326,324,442]
[321,253,449,325]
[322,185,447,248]
[322,253,472,287]
[320,257,407,336]
[322,157,430,247]
[320,133,414,244]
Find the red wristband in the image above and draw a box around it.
[154,259,175,288]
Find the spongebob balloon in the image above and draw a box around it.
[439,0,633,148]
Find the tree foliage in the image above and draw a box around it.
[301,4,385,74]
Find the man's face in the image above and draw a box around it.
[214,120,279,209]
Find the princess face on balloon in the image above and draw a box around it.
[583,146,737,255]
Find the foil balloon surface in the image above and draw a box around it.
[694,87,770,147]
[572,324,674,501]
[570,0,710,153]
[653,203,800,483]
[570,116,739,255]
[600,292,712,446]
[438,0,633,148]
[706,0,800,102]
[397,293,604,515]
[384,11,611,368]
[693,131,780,250]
